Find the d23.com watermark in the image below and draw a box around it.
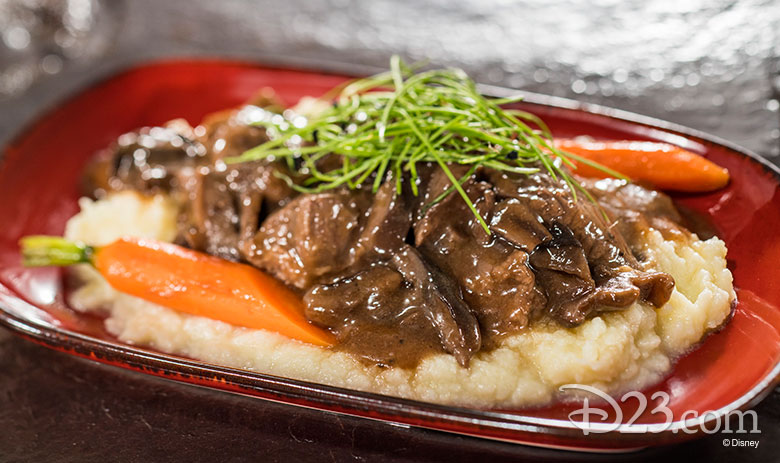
[559,384,762,438]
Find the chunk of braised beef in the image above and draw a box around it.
[177,161,283,261]
[82,125,206,198]
[488,170,633,266]
[352,179,413,260]
[528,222,602,325]
[246,189,372,289]
[488,169,675,326]
[304,262,444,368]
[490,198,551,251]
[198,89,284,162]
[293,175,482,367]
[304,245,481,367]
[199,107,273,162]
[414,170,542,338]
[528,223,591,280]
[536,265,675,326]
[391,246,481,366]
[412,164,477,245]
[582,178,688,257]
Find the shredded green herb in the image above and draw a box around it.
[229,55,619,234]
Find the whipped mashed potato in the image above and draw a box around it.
[65,191,735,407]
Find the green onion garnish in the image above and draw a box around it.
[229,56,617,234]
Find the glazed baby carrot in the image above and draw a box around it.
[19,236,334,347]
[554,139,730,192]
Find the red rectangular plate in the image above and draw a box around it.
[1,59,779,452]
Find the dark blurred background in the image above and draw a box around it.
[0,0,778,157]
[0,1,779,461]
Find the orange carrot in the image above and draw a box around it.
[554,139,730,192]
[20,236,334,347]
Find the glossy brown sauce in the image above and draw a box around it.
[82,99,686,369]
[676,204,719,241]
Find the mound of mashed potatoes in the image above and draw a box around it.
[65,191,735,407]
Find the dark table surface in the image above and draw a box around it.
[1,1,778,461]
[0,329,778,462]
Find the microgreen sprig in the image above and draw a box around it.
[230,56,616,234]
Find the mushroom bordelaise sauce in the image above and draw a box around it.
[23,59,735,407]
